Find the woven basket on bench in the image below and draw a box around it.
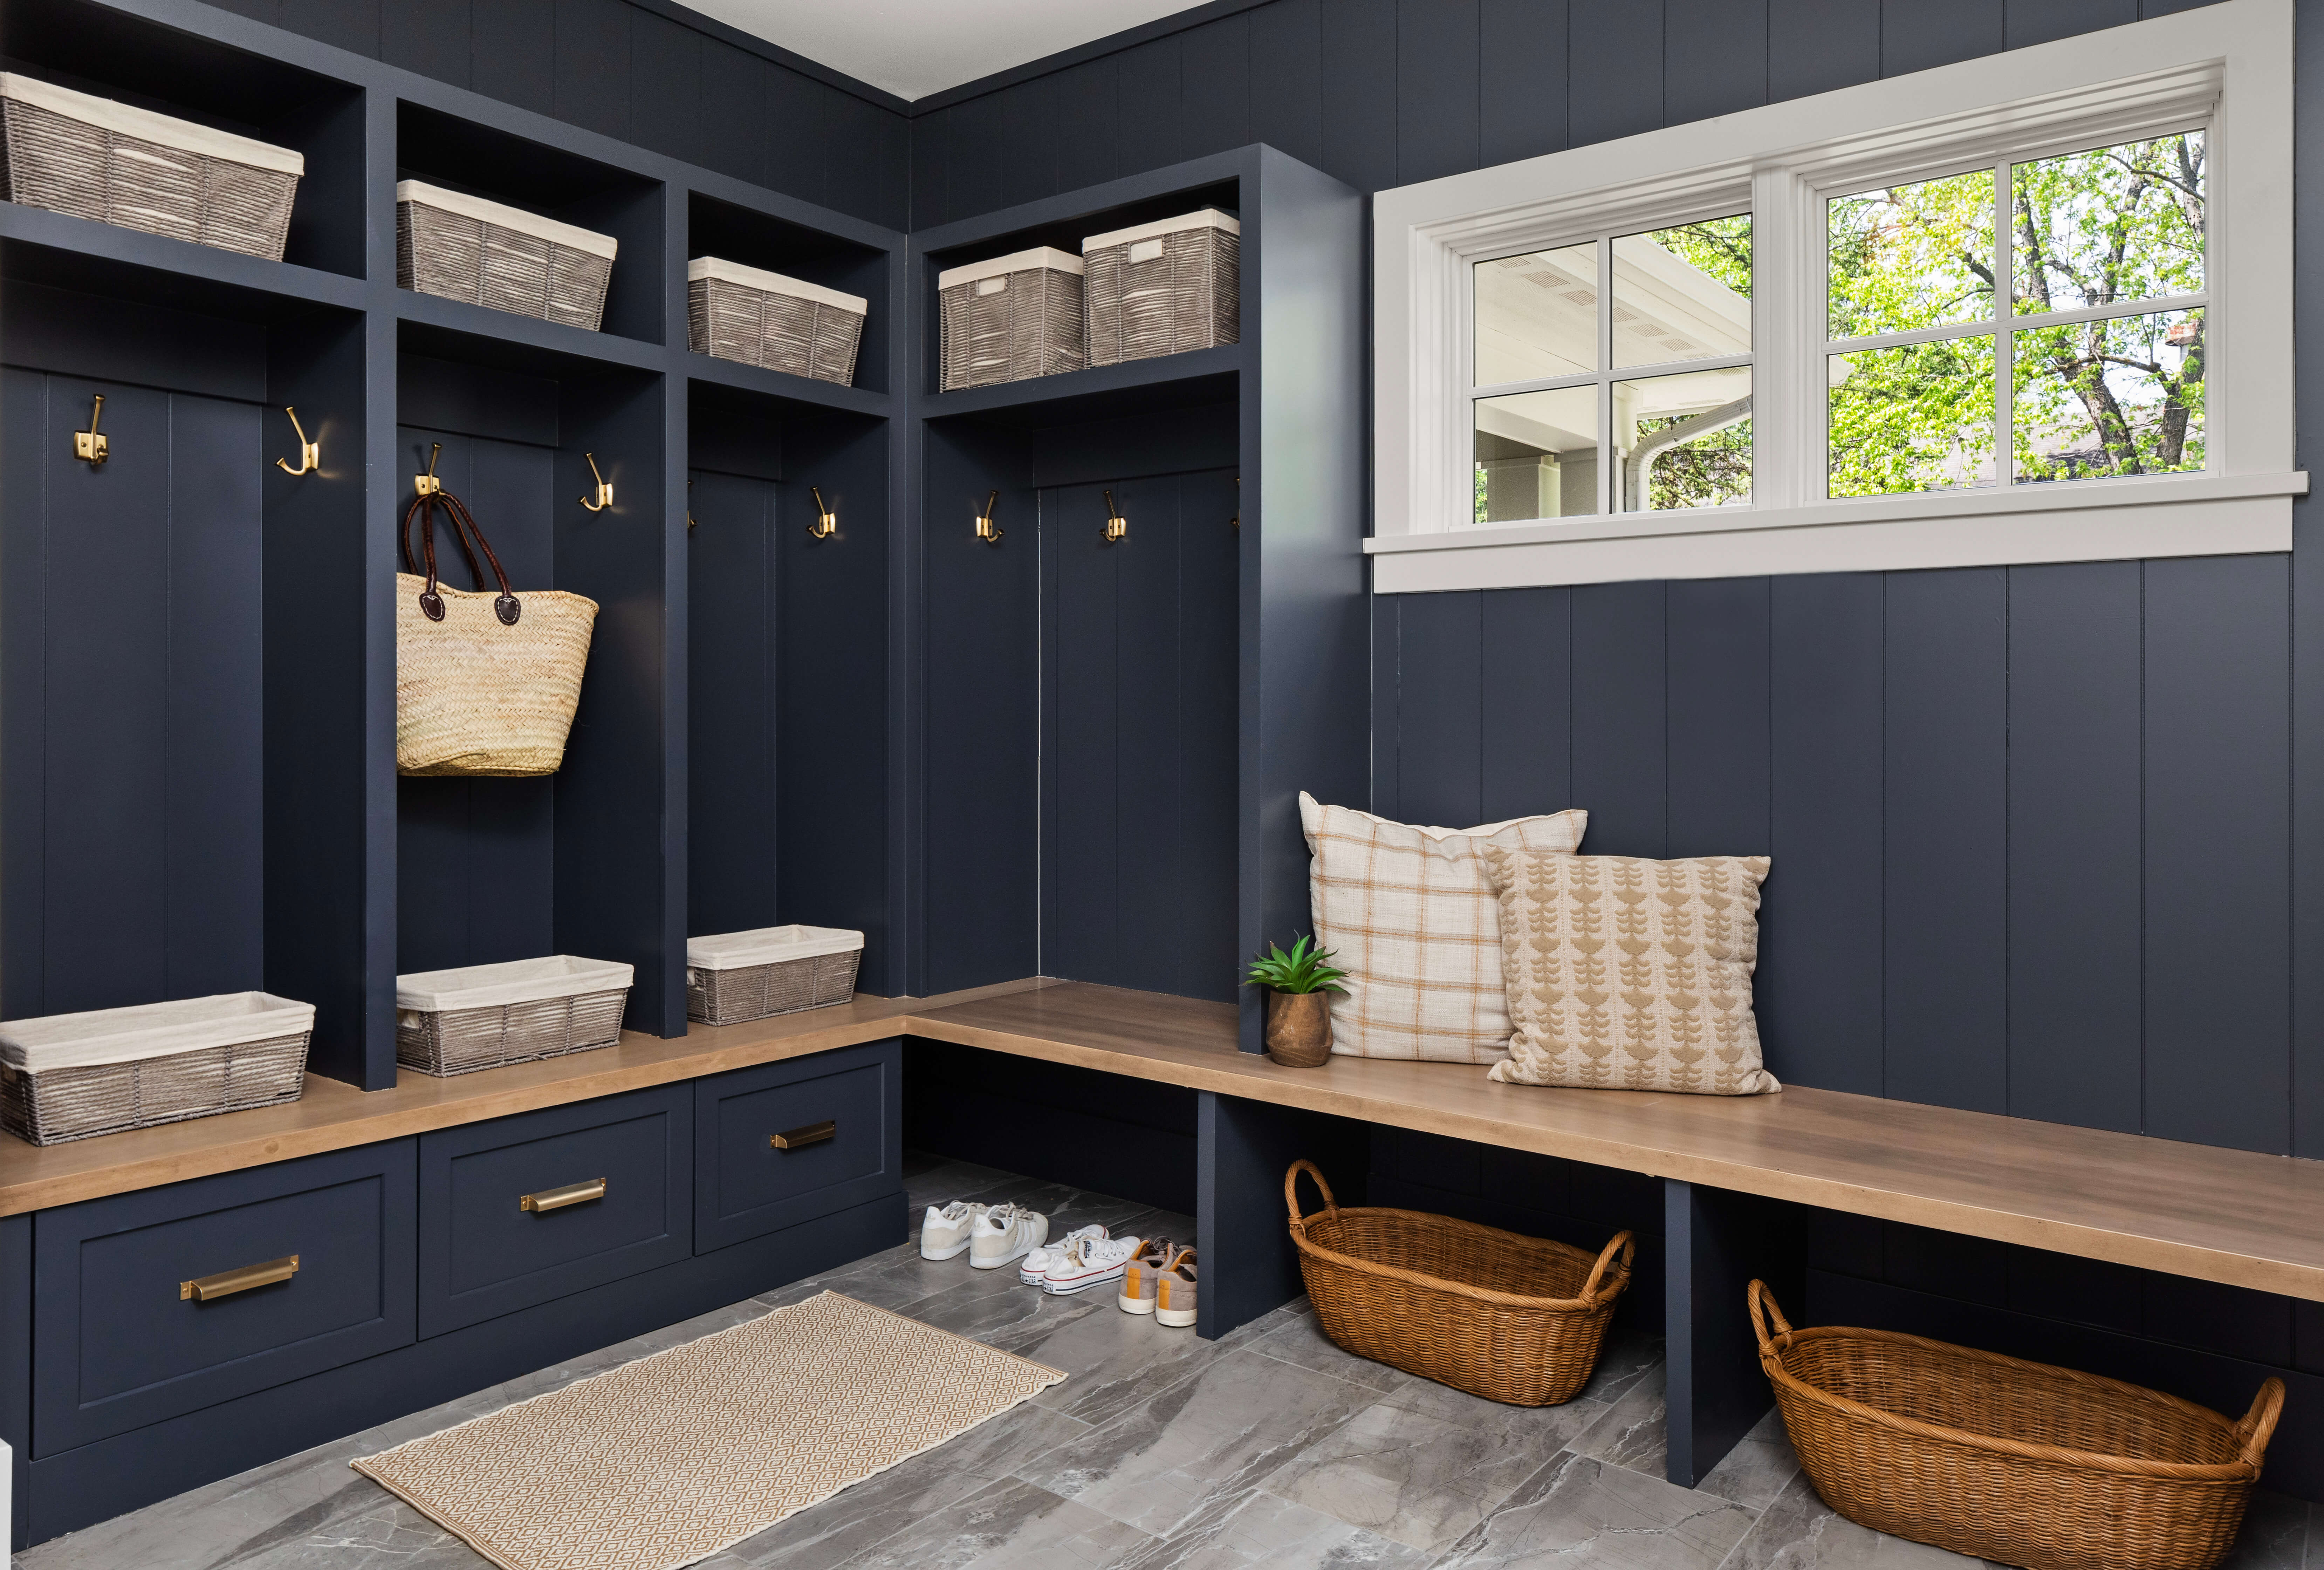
[1286,1160,1633,1406]
[1751,1280,2283,1570]
[0,992,314,1145]
[396,180,616,331]
[686,924,863,1026]
[395,955,632,1077]
[0,73,303,259]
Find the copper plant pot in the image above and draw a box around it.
[1265,990,1333,1067]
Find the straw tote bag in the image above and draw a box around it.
[396,486,598,777]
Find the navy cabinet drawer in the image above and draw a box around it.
[34,1142,417,1455]
[419,1085,691,1337]
[695,1040,901,1253]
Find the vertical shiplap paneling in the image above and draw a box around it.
[765,71,834,213]
[1479,587,1573,821]
[1570,581,1666,855]
[1046,483,1121,983]
[2005,0,2138,49]
[277,0,378,56]
[1568,0,1662,146]
[1395,0,1479,184]
[1880,0,2006,76]
[627,9,701,166]
[1054,57,1121,194]
[380,0,472,88]
[1179,470,1243,998]
[1479,0,1568,167]
[1665,0,1768,123]
[1665,578,1770,857]
[910,107,948,230]
[946,93,1007,231]
[473,0,556,118]
[686,472,777,938]
[1319,0,1399,194]
[2007,562,2142,1132]
[830,90,910,231]
[1114,476,1186,994]
[1768,0,1881,101]
[1763,573,1883,1096]
[0,371,48,1012]
[1001,75,1060,209]
[1249,0,1325,169]
[1116,34,1185,177]
[1371,595,1402,818]
[1180,14,1253,162]
[698,47,769,189]
[1882,568,2008,1114]
[553,0,631,142]
[2145,555,2292,1154]
[1394,592,1484,828]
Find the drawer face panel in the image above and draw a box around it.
[35,1142,417,1454]
[420,1084,691,1337]
[696,1039,901,1253]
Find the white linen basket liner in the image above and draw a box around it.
[687,925,864,971]
[396,955,633,1014]
[1081,207,1240,252]
[937,246,1084,290]
[0,992,315,1072]
[0,74,304,173]
[686,256,865,313]
[393,180,617,259]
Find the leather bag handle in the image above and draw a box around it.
[402,487,521,626]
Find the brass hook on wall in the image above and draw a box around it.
[975,490,1003,545]
[579,452,614,512]
[415,442,444,497]
[807,487,837,540]
[1101,488,1127,544]
[275,407,321,476]
[74,394,107,466]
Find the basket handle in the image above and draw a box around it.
[1581,1230,1636,1301]
[2233,1377,2287,1468]
[1747,1278,1794,1353]
[1283,1160,1338,1233]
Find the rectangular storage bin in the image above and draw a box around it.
[686,926,863,1026]
[396,179,616,331]
[1083,208,1241,366]
[395,955,633,1077]
[0,992,315,1146]
[0,73,303,260]
[938,246,1085,390]
[688,257,866,385]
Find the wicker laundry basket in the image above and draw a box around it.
[686,925,863,1025]
[396,956,632,1077]
[0,992,314,1146]
[0,73,303,259]
[396,180,616,330]
[1286,1160,1633,1405]
[688,257,865,385]
[1750,1281,2283,1570]
[937,246,1085,390]
[1083,208,1239,367]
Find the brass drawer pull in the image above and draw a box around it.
[181,1254,299,1302]
[521,1178,608,1213]
[770,1120,837,1151]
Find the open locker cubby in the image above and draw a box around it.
[685,193,890,396]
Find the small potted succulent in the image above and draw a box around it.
[1245,935,1349,1068]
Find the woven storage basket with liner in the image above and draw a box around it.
[686,925,864,1026]
[396,473,597,777]
[1083,207,1239,367]
[688,257,866,385]
[1285,1160,1633,1405]
[396,955,633,1077]
[938,246,1085,390]
[0,73,303,259]
[396,179,616,330]
[0,992,314,1146]
[1750,1280,2283,1570]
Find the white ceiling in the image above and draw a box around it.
[685,0,1205,101]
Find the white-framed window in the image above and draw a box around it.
[1370,0,2302,593]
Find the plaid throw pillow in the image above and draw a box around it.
[1485,848,1779,1095]
[1300,793,1588,1063]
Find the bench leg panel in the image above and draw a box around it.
[1664,1178,1805,1488]
[1196,1090,1369,1340]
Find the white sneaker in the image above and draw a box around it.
[920,1200,988,1261]
[1042,1234,1145,1295]
[969,1204,1050,1269]
[1019,1223,1109,1285]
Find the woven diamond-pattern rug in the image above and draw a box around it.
[352,1290,1067,1570]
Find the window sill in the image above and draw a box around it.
[1366,471,2308,593]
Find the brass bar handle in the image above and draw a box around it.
[770,1120,837,1151]
[181,1254,299,1302]
[521,1178,607,1213]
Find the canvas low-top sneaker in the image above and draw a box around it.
[920,1200,989,1261]
[1154,1247,1198,1329]
[969,1203,1050,1269]
[1042,1233,1145,1296]
[1020,1223,1109,1285]
[1116,1238,1179,1314]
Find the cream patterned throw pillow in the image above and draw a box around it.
[1301,793,1588,1063]
[1485,848,1779,1095]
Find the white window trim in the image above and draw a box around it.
[1370,0,2303,593]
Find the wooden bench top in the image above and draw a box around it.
[7,977,2322,1306]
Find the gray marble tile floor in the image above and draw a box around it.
[22,1154,2316,1570]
